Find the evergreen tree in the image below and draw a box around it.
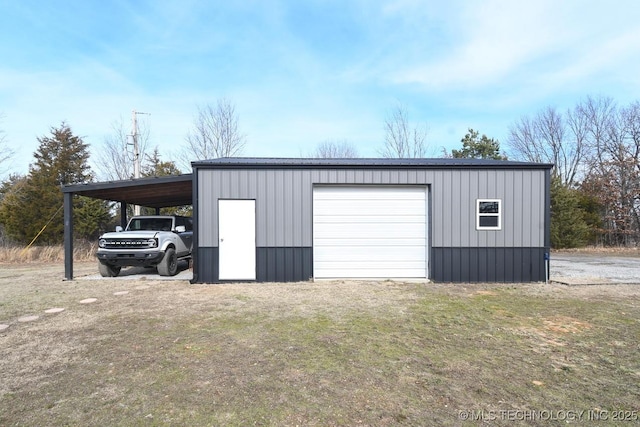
[452,128,507,160]
[550,176,591,248]
[0,123,112,244]
[142,148,182,177]
[74,196,113,240]
[140,148,189,216]
[576,187,603,246]
[32,123,92,184]
[0,174,28,244]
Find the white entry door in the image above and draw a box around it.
[218,199,256,280]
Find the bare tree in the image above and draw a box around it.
[563,103,590,183]
[588,100,640,245]
[379,103,429,158]
[95,118,150,181]
[580,95,616,170]
[508,105,589,186]
[509,95,640,246]
[309,139,359,158]
[0,114,14,176]
[181,98,246,167]
[622,100,640,169]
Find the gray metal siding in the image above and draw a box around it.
[198,168,546,249]
[431,247,546,282]
[256,247,313,282]
[197,247,219,281]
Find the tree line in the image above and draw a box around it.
[508,96,640,247]
[0,95,638,248]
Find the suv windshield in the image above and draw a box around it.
[127,218,173,231]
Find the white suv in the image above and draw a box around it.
[96,215,193,277]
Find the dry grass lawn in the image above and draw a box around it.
[1,262,639,426]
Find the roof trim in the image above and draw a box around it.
[192,157,554,170]
[62,174,193,193]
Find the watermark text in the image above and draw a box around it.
[458,409,638,422]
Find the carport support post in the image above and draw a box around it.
[120,202,127,229]
[64,191,74,280]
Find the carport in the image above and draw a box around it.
[62,174,193,280]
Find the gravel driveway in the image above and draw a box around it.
[76,253,640,285]
[550,252,640,284]
[79,261,192,281]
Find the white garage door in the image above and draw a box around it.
[313,186,428,279]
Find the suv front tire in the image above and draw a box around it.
[157,247,178,276]
[99,262,121,277]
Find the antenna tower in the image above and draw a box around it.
[130,110,150,215]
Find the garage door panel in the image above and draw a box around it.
[314,238,426,247]
[316,267,427,279]
[314,200,425,215]
[315,224,425,239]
[315,246,425,261]
[313,186,428,279]
[314,187,426,200]
[315,262,427,270]
[314,215,426,224]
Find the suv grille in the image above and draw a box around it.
[101,238,155,249]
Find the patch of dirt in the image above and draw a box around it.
[543,316,592,334]
[472,290,498,296]
[512,326,567,347]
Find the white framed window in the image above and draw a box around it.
[476,199,501,230]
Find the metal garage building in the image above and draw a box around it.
[192,158,552,283]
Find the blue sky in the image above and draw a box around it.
[1,0,639,178]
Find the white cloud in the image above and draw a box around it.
[386,0,639,95]
[389,0,562,89]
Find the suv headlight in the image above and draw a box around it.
[147,238,158,248]
[98,239,106,248]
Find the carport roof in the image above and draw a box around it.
[62,174,193,208]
